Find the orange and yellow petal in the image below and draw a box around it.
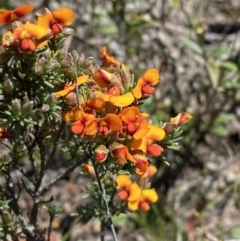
[101,46,121,67]
[109,92,134,107]
[132,77,144,99]
[0,10,12,23]
[117,175,132,189]
[128,183,141,202]
[0,4,34,24]
[131,137,148,153]
[84,97,105,112]
[14,23,49,40]
[13,4,34,19]
[52,7,74,26]
[37,13,53,29]
[93,68,113,88]
[146,125,165,141]
[54,75,88,98]
[142,68,160,85]
[141,189,158,203]
[133,118,149,140]
[104,113,122,132]
[119,106,142,123]
[62,106,83,122]
[85,119,98,136]
[128,200,140,211]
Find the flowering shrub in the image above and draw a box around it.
[0,4,192,240]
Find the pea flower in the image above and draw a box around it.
[132,68,160,99]
[85,113,122,137]
[100,46,121,68]
[116,175,142,211]
[131,124,165,156]
[0,4,34,24]
[37,7,74,35]
[119,106,149,140]
[109,142,135,165]
[2,22,49,51]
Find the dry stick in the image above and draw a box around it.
[90,151,119,241]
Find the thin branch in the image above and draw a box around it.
[39,162,80,195]
[46,121,66,168]
[90,146,118,241]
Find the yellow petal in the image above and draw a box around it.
[128,183,141,202]
[109,92,134,107]
[23,23,49,39]
[117,175,132,188]
[128,200,139,211]
[147,125,165,141]
[77,75,89,85]
[141,189,158,203]
[52,7,75,26]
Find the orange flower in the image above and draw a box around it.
[0,4,34,24]
[132,68,160,99]
[70,108,95,136]
[100,46,121,67]
[139,189,158,211]
[133,154,149,176]
[109,142,136,165]
[116,175,142,211]
[95,90,135,108]
[37,7,74,34]
[119,106,149,140]
[116,175,158,211]
[170,112,193,126]
[85,113,122,136]
[3,22,49,51]
[131,124,165,154]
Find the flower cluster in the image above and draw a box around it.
[54,46,192,210]
[0,4,192,215]
[1,4,74,53]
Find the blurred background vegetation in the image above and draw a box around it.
[1,0,240,240]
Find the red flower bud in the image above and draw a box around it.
[117,190,128,200]
[20,39,36,51]
[139,201,150,211]
[147,144,164,157]
[51,23,63,34]
[94,145,108,163]
[142,84,154,96]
